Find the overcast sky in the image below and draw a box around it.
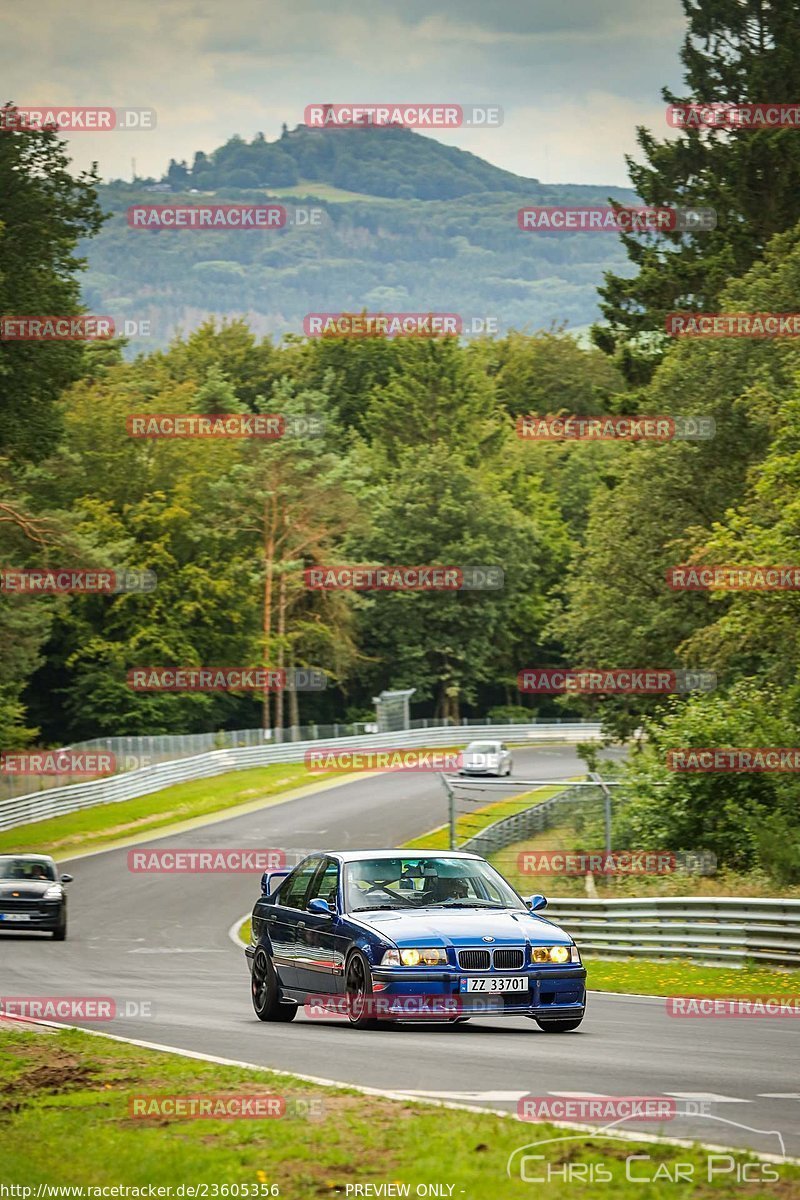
[2,0,687,186]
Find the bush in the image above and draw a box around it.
[613,680,800,877]
[487,704,535,723]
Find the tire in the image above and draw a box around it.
[534,1018,583,1032]
[345,950,382,1029]
[52,914,67,941]
[251,948,297,1022]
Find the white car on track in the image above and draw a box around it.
[459,740,513,777]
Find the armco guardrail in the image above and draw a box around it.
[543,897,800,968]
[0,716,594,801]
[0,722,601,833]
[460,785,585,857]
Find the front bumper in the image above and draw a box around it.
[0,904,64,931]
[370,965,586,1017]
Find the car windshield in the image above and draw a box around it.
[0,857,56,882]
[344,856,525,913]
[466,743,500,754]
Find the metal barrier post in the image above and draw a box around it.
[439,773,457,850]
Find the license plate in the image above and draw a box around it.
[0,913,31,922]
[459,976,528,993]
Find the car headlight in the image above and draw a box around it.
[531,944,572,964]
[381,947,447,967]
[43,886,63,901]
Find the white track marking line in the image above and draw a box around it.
[397,1090,528,1101]
[665,1092,751,1103]
[547,1091,613,1098]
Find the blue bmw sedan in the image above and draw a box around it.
[245,849,586,1031]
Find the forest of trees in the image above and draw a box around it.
[3,1,800,882]
[84,174,638,350]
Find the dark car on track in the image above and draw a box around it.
[245,849,586,1030]
[0,854,72,939]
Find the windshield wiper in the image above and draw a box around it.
[351,904,406,912]
[421,901,501,909]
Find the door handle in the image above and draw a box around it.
[296,921,306,930]
[266,913,276,921]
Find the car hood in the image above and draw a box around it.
[352,907,569,946]
[0,881,54,898]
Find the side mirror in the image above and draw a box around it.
[525,894,547,912]
[308,898,332,916]
[60,874,74,884]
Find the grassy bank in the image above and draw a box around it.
[490,825,800,900]
[0,1024,794,1197]
[585,958,800,996]
[0,764,336,858]
[0,744,480,860]
[403,782,575,851]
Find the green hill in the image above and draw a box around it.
[84,124,639,349]
[162,123,540,200]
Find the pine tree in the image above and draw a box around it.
[594,0,800,382]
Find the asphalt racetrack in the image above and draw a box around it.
[2,745,798,1159]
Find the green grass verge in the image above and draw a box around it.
[0,764,331,858]
[585,958,800,996]
[402,782,577,851]
[0,744,482,860]
[1,1025,793,1196]
[490,825,800,900]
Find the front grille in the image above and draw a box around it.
[0,899,43,913]
[493,948,524,970]
[457,949,491,970]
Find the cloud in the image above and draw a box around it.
[0,0,686,183]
